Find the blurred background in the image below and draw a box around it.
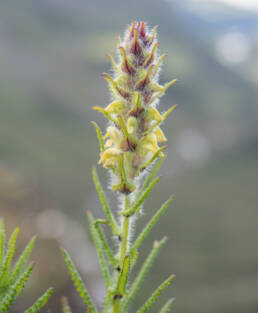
[0,0,258,312]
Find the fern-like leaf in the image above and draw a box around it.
[122,177,160,217]
[92,166,120,235]
[130,197,173,257]
[94,220,118,268]
[61,247,99,313]
[0,263,34,313]
[123,238,167,311]
[87,211,110,287]
[158,298,175,313]
[7,236,36,286]
[136,275,176,313]
[0,227,20,286]
[139,157,164,196]
[23,287,53,313]
[0,220,53,313]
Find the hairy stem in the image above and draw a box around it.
[113,195,131,313]
[119,196,130,265]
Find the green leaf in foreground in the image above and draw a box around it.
[136,275,176,313]
[61,247,99,313]
[23,288,53,313]
[0,219,53,313]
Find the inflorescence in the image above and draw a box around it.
[93,21,177,194]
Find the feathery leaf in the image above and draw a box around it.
[7,236,36,286]
[92,166,120,235]
[87,211,110,287]
[123,238,167,310]
[23,288,53,313]
[94,220,118,268]
[159,298,175,313]
[0,227,19,286]
[135,275,176,313]
[130,197,173,256]
[61,247,99,313]
[0,263,34,313]
[122,177,160,217]
[137,149,166,175]
[141,157,164,193]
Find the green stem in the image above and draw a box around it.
[120,222,129,266]
[113,195,131,313]
[113,300,120,313]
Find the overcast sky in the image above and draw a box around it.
[195,0,258,11]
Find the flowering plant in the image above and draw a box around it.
[61,21,177,313]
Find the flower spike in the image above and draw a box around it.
[95,22,177,190]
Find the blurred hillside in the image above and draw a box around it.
[0,0,258,313]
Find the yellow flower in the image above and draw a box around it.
[104,126,122,148]
[105,100,125,115]
[126,117,138,135]
[146,107,164,122]
[141,133,159,154]
[99,148,121,169]
[154,127,167,142]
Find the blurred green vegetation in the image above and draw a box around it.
[0,0,258,312]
